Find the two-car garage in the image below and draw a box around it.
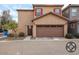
[32,12,68,38]
[36,25,64,37]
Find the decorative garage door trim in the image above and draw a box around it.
[36,25,64,37]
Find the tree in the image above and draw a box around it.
[3,21,17,39]
[1,10,12,25]
[1,16,7,25]
[4,21,17,30]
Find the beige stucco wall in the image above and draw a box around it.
[17,10,34,35]
[34,14,67,25]
[33,14,68,37]
[34,6,62,18]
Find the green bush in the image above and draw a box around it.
[8,33,14,37]
[65,33,74,39]
[18,32,25,37]
[74,33,79,38]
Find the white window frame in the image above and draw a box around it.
[55,8,61,14]
[36,8,41,16]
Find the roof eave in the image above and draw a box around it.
[63,4,79,12]
[17,9,33,11]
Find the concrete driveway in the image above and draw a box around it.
[0,37,79,55]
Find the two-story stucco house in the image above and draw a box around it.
[17,4,68,38]
[63,4,79,35]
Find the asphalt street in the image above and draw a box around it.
[0,38,79,55]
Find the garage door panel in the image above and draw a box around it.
[36,25,64,37]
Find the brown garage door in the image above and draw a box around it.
[36,25,64,37]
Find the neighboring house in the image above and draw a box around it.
[63,4,79,35]
[17,4,68,38]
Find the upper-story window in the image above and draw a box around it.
[35,8,43,16]
[71,8,77,16]
[54,8,61,15]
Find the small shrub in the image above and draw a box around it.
[18,32,25,37]
[65,33,73,39]
[8,33,14,37]
[74,33,79,38]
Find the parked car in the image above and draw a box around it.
[0,29,9,39]
[0,29,3,33]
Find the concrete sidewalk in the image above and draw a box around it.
[24,36,66,40]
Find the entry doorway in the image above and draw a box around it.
[27,25,32,35]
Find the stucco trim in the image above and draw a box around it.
[33,4,64,8]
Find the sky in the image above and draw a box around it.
[0,0,78,22]
[0,4,32,22]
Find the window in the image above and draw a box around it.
[71,8,77,16]
[71,23,76,29]
[35,8,43,16]
[54,8,61,15]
